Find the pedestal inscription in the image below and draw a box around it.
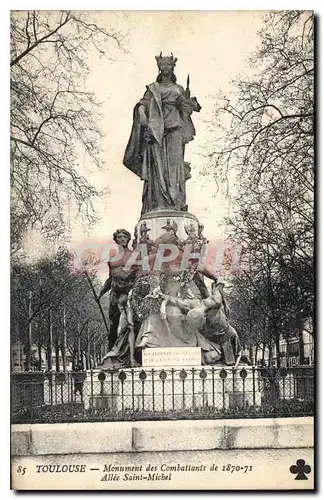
[142,347,201,367]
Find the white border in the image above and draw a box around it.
[2,3,321,499]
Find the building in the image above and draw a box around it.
[252,330,314,367]
[10,342,73,372]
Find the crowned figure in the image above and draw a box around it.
[123,52,201,215]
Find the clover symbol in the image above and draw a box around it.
[289,459,311,480]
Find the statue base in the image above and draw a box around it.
[135,209,199,243]
[102,208,234,371]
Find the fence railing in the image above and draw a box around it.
[11,365,314,424]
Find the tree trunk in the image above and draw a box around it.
[47,346,51,371]
[93,339,96,368]
[11,347,14,371]
[55,341,60,372]
[25,337,31,371]
[87,327,91,369]
[298,315,305,365]
[80,351,85,370]
[77,334,81,361]
[38,342,42,370]
[62,307,67,371]
[249,345,254,365]
[275,333,281,368]
[72,349,77,370]
[268,338,273,366]
[85,344,90,370]
[25,291,33,371]
[254,344,259,365]
[261,343,266,366]
[48,309,53,371]
[18,341,22,371]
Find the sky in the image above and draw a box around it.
[23,10,266,270]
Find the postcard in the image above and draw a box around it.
[10,10,314,491]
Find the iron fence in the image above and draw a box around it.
[11,365,314,424]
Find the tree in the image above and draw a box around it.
[209,11,314,365]
[10,10,124,253]
[228,274,272,364]
[11,247,109,371]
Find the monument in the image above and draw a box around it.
[98,53,244,371]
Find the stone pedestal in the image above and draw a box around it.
[142,347,202,367]
[135,209,199,242]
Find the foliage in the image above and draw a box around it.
[11,247,109,370]
[209,11,314,359]
[10,10,123,252]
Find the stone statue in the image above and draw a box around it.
[98,229,138,349]
[182,221,206,255]
[100,270,243,369]
[100,287,140,369]
[138,222,156,251]
[179,222,210,299]
[100,275,164,368]
[198,222,208,243]
[123,53,201,215]
[133,274,201,351]
[97,56,245,371]
[156,218,179,246]
[161,281,242,367]
[132,225,138,249]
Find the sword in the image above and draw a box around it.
[185,74,190,99]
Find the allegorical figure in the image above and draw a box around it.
[162,281,242,367]
[98,229,138,349]
[123,53,201,215]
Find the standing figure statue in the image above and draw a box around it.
[123,53,201,215]
[179,222,210,299]
[138,222,156,252]
[98,229,138,350]
[100,275,164,368]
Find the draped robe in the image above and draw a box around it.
[123,81,200,215]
